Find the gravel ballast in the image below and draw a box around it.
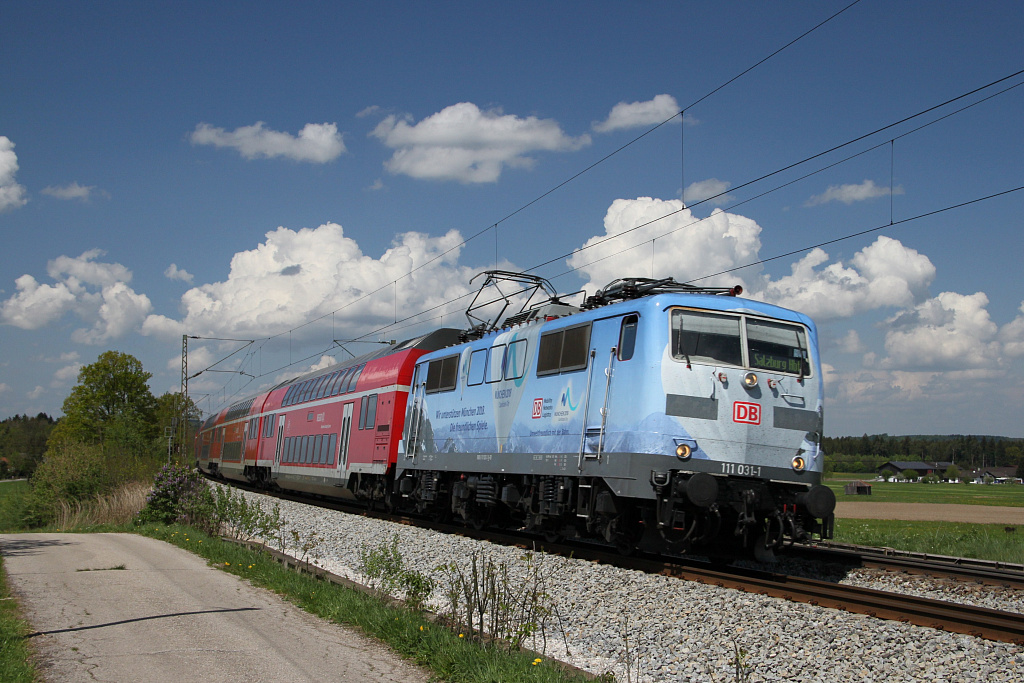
[237,489,1024,682]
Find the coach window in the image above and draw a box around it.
[314,375,329,399]
[671,309,742,367]
[618,315,639,361]
[486,345,505,383]
[425,355,459,393]
[345,364,364,393]
[467,349,487,386]
[328,370,345,396]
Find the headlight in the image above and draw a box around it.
[743,371,758,388]
[676,443,692,459]
[792,455,806,471]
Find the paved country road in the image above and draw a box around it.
[0,533,429,683]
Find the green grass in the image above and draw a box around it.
[0,555,39,682]
[826,479,1024,506]
[835,518,1024,564]
[135,524,595,683]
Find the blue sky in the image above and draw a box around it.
[2,0,1022,437]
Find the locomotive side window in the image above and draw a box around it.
[506,339,527,380]
[671,310,743,367]
[618,315,638,361]
[425,355,459,393]
[467,349,487,386]
[263,414,275,438]
[487,345,505,383]
[537,331,563,376]
[538,324,591,376]
[561,324,591,372]
[746,319,811,377]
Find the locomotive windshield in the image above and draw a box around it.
[670,309,811,377]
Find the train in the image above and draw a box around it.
[196,271,835,559]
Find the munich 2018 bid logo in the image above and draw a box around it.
[733,401,761,425]
[532,398,544,419]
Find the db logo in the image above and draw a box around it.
[733,401,761,425]
[532,398,544,419]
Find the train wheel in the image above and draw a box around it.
[751,532,777,564]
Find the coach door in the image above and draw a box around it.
[272,415,286,469]
[337,402,354,473]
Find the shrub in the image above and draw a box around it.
[357,534,435,609]
[24,441,109,526]
[137,462,205,525]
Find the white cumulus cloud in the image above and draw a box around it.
[999,302,1024,357]
[567,197,762,294]
[0,136,28,213]
[143,222,486,340]
[40,182,97,201]
[879,291,1001,371]
[370,102,590,183]
[190,121,346,163]
[683,178,733,206]
[1,250,151,342]
[805,179,904,206]
[592,94,682,133]
[165,264,194,283]
[755,236,935,320]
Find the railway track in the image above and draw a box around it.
[221,479,1024,645]
[802,541,1024,590]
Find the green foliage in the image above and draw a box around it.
[24,441,110,526]
[136,467,284,542]
[944,464,960,481]
[0,481,31,532]
[0,412,55,478]
[137,462,205,525]
[357,534,435,610]
[50,350,156,447]
[435,548,564,653]
[901,469,919,482]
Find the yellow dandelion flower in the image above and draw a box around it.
[419,626,424,631]
[224,562,230,566]
[458,633,464,638]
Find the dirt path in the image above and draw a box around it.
[835,502,1024,525]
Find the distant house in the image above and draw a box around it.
[844,480,872,495]
[969,467,1022,484]
[877,461,953,480]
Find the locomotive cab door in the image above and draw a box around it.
[581,315,634,461]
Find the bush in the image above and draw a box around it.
[137,463,201,524]
[24,441,109,526]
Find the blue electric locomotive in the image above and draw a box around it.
[395,272,835,558]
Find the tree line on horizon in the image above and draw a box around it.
[822,433,1024,475]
